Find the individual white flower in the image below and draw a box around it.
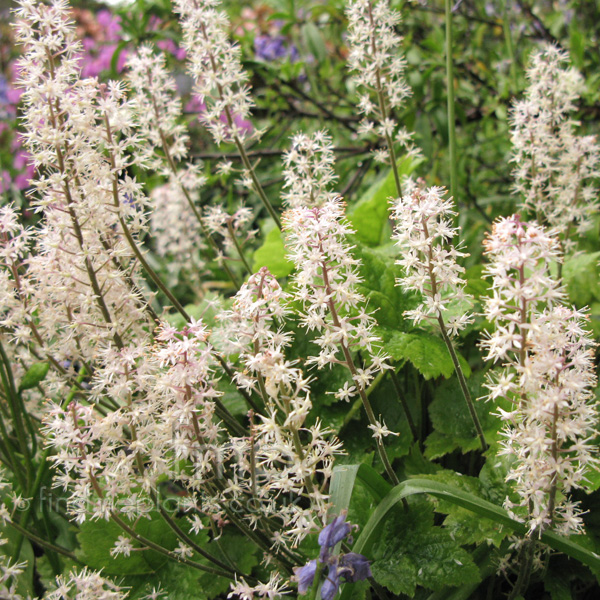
[368,419,400,440]
[110,535,134,558]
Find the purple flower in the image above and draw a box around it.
[293,559,317,595]
[339,553,372,583]
[294,515,369,600]
[0,75,9,106]
[318,514,352,552]
[320,565,341,600]
[254,34,298,62]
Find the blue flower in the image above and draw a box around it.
[339,553,372,583]
[293,559,317,595]
[294,515,371,600]
[318,514,352,554]
[320,564,341,600]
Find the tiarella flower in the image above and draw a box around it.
[174,0,257,145]
[345,0,417,162]
[13,0,153,404]
[391,181,474,335]
[367,418,400,440]
[126,44,190,172]
[481,215,597,546]
[283,199,389,397]
[284,198,399,481]
[150,168,207,287]
[204,204,258,265]
[216,268,343,547]
[500,305,598,537]
[45,567,128,600]
[110,535,134,558]
[481,215,563,367]
[282,131,338,207]
[511,45,600,246]
[228,573,290,600]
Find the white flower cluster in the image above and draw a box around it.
[511,45,600,244]
[150,169,207,287]
[126,44,190,173]
[174,0,256,144]
[45,318,224,522]
[229,572,290,600]
[217,268,342,546]
[45,567,128,600]
[345,0,415,161]
[13,0,153,400]
[203,204,258,264]
[391,182,473,335]
[283,199,389,401]
[481,215,563,367]
[282,131,338,207]
[482,215,597,538]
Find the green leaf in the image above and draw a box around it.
[371,500,480,597]
[195,534,260,599]
[19,361,50,392]
[349,155,423,247]
[419,471,508,547]
[125,532,257,600]
[544,569,573,600]
[253,226,294,278]
[76,512,178,575]
[563,251,600,306]
[330,463,392,517]
[353,243,416,330]
[300,22,326,63]
[377,329,470,381]
[110,40,129,77]
[127,560,201,600]
[569,20,584,70]
[425,372,501,458]
[345,478,600,583]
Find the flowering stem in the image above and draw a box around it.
[103,116,258,419]
[207,480,297,573]
[0,342,31,487]
[445,0,458,201]
[508,537,536,600]
[227,219,252,274]
[365,0,402,197]
[233,134,282,229]
[436,314,487,453]
[320,260,399,486]
[390,369,419,443]
[111,511,235,578]
[8,520,81,562]
[196,21,281,229]
[155,125,240,290]
[309,560,324,600]
[418,216,486,452]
